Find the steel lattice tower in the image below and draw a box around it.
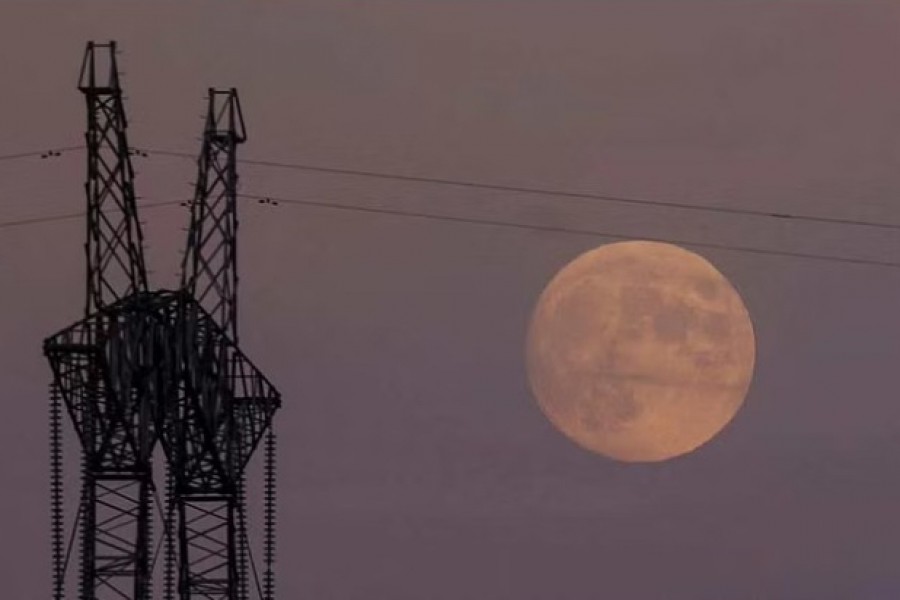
[79,42,149,314]
[44,42,280,600]
[157,89,279,600]
[45,41,157,600]
[181,89,245,342]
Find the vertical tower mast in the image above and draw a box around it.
[79,41,148,314]
[171,89,247,600]
[163,89,279,600]
[77,41,155,600]
[45,47,280,600]
[181,88,245,342]
[46,41,156,600]
[179,92,247,600]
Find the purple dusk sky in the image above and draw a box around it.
[1,2,900,598]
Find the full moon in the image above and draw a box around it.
[526,241,755,462]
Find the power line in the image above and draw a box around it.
[0,211,84,229]
[0,145,84,162]
[144,147,900,231]
[236,192,900,270]
[6,143,900,230]
[0,187,894,268]
[0,199,183,230]
[1,144,897,268]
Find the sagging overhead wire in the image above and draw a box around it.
[143,147,900,231]
[237,192,900,270]
[5,143,900,230]
[0,189,895,269]
[0,145,84,162]
[0,200,184,230]
[0,144,897,269]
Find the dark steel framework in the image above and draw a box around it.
[45,42,280,600]
[181,90,246,343]
[79,42,148,316]
[46,41,156,600]
[161,88,279,600]
[160,293,279,600]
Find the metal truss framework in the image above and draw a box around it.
[44,42,280,600]
[166,88,278,600]
[161,293,279,600]
[46,41,157,600]
[45,293,166,600]
[181,89,246,343]
[79,41,148,316]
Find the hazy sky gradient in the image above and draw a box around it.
[1,2,900,598]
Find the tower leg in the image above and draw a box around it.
[79,473,153,600]
[177,495,243,600]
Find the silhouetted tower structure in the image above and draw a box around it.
[45,41,158,600]
[181,89,245,342]
[157,89,280,600]
[79,43,149,314]
[44,42,280,600]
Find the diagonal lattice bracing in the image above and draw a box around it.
[158,293,280,600]
[47,42,280,600]
[170,89,281,599]
[181,89,246,343]
[45,292,177,600]
[44,45,157,598]
[79,41,148,316]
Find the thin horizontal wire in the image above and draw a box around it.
[238,192,900,270]
[7,143,900,230]
[0,145,84,162]
[0,144,895,267]
[144,147,900,231]
[0,199,184,230]
[1,188,893,268]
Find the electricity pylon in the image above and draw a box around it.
[44,42,280,600]
[44,41,158,600]
[156,88,279,600]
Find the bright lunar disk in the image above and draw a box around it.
[526,241,755,462]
